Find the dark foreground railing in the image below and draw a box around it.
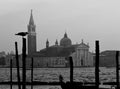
[0,81,118,86]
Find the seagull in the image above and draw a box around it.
[15,32,28,37]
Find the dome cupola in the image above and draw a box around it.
[60,32,72,47]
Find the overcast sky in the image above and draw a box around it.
[0,0,120,53]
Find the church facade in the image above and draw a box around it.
[25,10,94,68]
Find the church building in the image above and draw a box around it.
[25,10,94,68]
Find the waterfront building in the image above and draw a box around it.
[0,51,6,66]
[71,40,93,67]
[0,51,6,57]
[4,10,94,68]
[26,10,94,68]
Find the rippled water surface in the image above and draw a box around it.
[0,67,117,89]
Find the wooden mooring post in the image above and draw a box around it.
[95,40,99,89]
[15,42,21,89]
[31,58,34,89]
[22,38,26,89]
[69,56,73,83]
[10,59,12,89]
[116,51,119,89]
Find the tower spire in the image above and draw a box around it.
[28,9,36,55]
[64,32,68,38]
[29,9,34,25]
[81,39,84,43]
[64,28,68,38]
[46,39,49,43]
[55,39,58,46]
[46,39,49,48]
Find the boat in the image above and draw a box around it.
[60,81,115,89]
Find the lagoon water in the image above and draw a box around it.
[0,67,117,89]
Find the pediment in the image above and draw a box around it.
[77,43,89,48]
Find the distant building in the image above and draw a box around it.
[6,10,94,68]
[99,50,119,67]
[0,51,6,57]
[0,51,6,66]
[4,11,119,68]
[91,50,120,67]
[0,51,14,67]
[27,10,36,55]
[5,52,15,67]
[26,10,94,68]
[71,40,93,67]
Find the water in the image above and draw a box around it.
[0,67,117,89]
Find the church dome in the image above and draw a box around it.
[60,32,72,47]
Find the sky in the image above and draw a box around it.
[0,0,120,54]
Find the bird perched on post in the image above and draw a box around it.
[15,32,28,38]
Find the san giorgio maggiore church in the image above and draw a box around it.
[18,10,94,68]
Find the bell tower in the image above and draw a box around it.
[46,39,49,48]
[27,10,36,55]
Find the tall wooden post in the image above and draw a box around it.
[95,40,99,89]
[31,58,34,89]
[15,42,21,89]
[116,51,119,89]
[22,38,26,89]
[69,56,73,83]
[10,59,12,89]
